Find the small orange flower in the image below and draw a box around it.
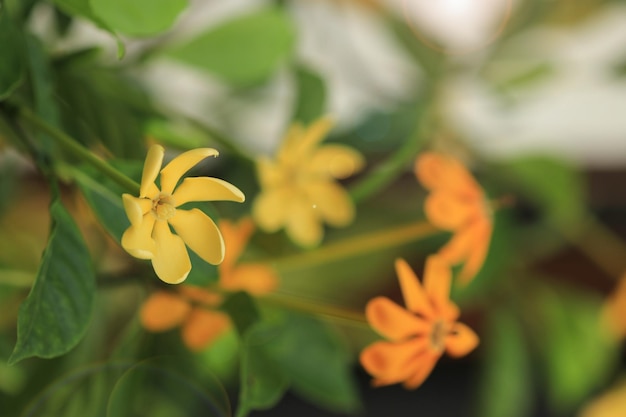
[139,218,278,350]
[415,152,492,284]
[360,257,479,389]
[602,272,626,340]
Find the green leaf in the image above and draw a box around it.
[480,308,533,417]
[89,0,187,37]
[501,155,585,231]
[0,10,25,100]
[220,292,260,336]
[167,8,296,86]
[292,66,326,124]
[9,199,95,364]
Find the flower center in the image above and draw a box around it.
[430,320,448,351]
[152,194,176,221]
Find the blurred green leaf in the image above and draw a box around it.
[501,155,585,231]
[89,0,187,37]
[9,199,95,364]
[292,66,326,124]
[0,10,24,100]
[480,308,533,417]
[221,291,260,336]
[538,283,620,413]
[167,8,296,86]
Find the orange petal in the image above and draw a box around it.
[424,191,478,231]
[160,148,219,194]
[182,309,230,351]
[220,264,278,295]
[414,152,481,198]
[169,208,225,265]
[140,291,190,332]
[140,145,164,198]
[179,286,222,307]
[394,259,435,319]
[437,224,475,266]
[445,322,479,358]
[423,255,452,316]
[219,218,255,270]
[402,351,441,389]
[172,177,245,206]
[151,220,191,284]
[365,297,430,341]
[458,220,492,285]
[360,338,428,382]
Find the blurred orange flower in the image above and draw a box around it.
[602,272,626,339]
[415,152,492,284]
[140,217,277,350]
[360,257,479,389]
[252,117,364,247]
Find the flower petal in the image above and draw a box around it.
[140,291,190,331]
[295,117,334,157]
[437,224,475,265]
[445,322,479,358]
[305,181,355,227]
[182,309,230,351]
[151,220,191,284]
[140,145,164,198]
[169,208,225,265]
[172,177,245,206]
[179,286,222,307]
[220,218,255,270]
[458,220,492,285]
[394,259,435,319]
[308,145,365,179]
[402,351,440,389]
[121,214,156,260]
[360,338,428,382]
[423,255,452,316]
[424,191,478,231]
[256,158,286,188]
[252,188,291,232]
[122,194,152,227]
[220,264,278,295]
[365,297,430,341]
[160,148,219,194]
[285,200,323,247]
[415,152,481,198]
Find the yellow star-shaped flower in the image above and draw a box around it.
[252,117,364,247]
[121,145,245,284]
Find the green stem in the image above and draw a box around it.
[261,292,367,326]
[269,220,438,272]
[17,106,141,195]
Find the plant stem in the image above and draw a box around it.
[17,106,141,195]
[268,220,438,272]
[261,292,367,326]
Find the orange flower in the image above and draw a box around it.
[140,286,230,351]
[602,272,626,340]
[218,218,278,295]
[360,257,479,389]
[139,217,278,350]
[415,152,492,284]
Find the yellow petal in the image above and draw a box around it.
[365,296,430,341]
[169,208,225,265]
[140,145,164,198]
[305,180,355,227]
[140,291,190,331]
[151,220,191,284]
[122,194,152,227]
[182,309,230,351]
[423,255,452,316]
[285,200,323,247]
[424,191,477,231]
[121,214,156,260]
[277,123,305,162]
[298,116,334,154]
[394,259,435,319]
[402,351,440,389]
[360,338,428,382]
[256,158,286,188]
[160,148,219,194]
[308,144,364,179]
[172,177,245,206]
[220,263,278,295]
[445,322,479,358]
[252,188,291,232]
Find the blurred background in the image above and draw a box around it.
[2,0,626,416]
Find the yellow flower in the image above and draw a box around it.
[121,145,245,284]
[415,152,493,284]
[252,117,364,247]
[360,257,479,389]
